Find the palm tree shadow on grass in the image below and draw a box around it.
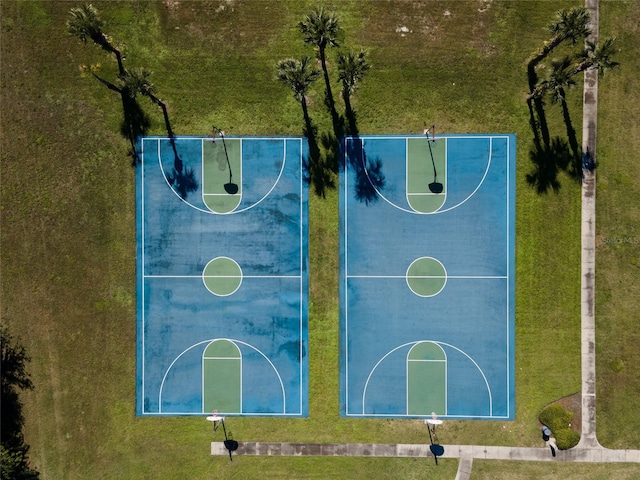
[120,94,150,166]
[559,96,583,180]
[92,73,149,165]
[276,56,336,197]
[342,92,385,204]
[303,112,335,197]
[526,91,582,192]
[335,49,381,204]
[525,82,580,192]
[119,67,199,199]
[526,136,573,194]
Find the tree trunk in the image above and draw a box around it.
[301,97,311,134]
[147,93,175,139]
[343,87,357,136]
[92,32,125,76]
[529,35,563,67]
[112,48,125,76]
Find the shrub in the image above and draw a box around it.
[539,403,580,450]
[539,403,573,432]
[554,427,581,450]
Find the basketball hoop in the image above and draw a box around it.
[425,412,444,465]
[206,409,236,461]
[426,411,443,427]
[423,124,436,143]
[211,125,238,194]
[424,129,443,193]
[206,410,225,433]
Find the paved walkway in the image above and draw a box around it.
[578,0,601,451]
[210,441,640,463]
[211,0,640,475]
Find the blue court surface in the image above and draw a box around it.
[136,136,308,416]
[340,134,515,419]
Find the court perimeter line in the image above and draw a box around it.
[346,275,507,279]
[144,275,302,278]
[140,136,307,416]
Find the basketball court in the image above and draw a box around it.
[340,133,516,419]
[136,135,309,417]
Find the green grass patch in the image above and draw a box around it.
[473,460,640,480]
[594,0,640,450]
[1,1,639,478]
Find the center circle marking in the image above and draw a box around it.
[406,257,447,297]
[202,257,243,296]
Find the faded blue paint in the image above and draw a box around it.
[137,137,308,416]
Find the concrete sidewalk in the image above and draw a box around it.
[578,0,601,451]
[211,441,640,463]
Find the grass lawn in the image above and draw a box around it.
[1,1,638,478]
[593,0,640,450]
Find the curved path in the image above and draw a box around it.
[212,0,640,475]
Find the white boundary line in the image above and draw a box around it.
[506,136,511,419]
[141,139,146,406]
[343,145,350,413]
[347,275,507,279]
[298,138,304,416]
[343,135,511,419]
[140,137,306,416]
[144,275,301,279]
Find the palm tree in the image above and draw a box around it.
[529,7,591,68]
[337,50,370,98]
[528,56,576,101]
[527,6,590,94]
[298,7,342,133]
[572,37,619,76]
[336,49,370,134]
[118,68,196,196]
[276,56,321,124]
[277,57,327,195]
[545,57,580,163]
[67,3,125,75]
[546,57,577,104]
